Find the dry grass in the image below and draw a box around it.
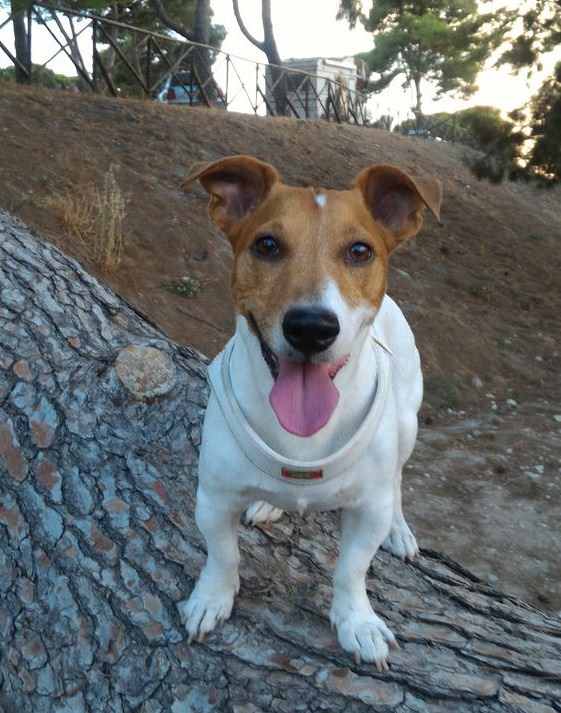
[46,166,126,271]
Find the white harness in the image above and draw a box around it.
[207,330,392,487]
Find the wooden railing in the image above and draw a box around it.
[0,5,369,125]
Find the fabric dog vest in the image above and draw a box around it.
[206,329,391,487]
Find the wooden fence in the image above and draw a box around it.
[0,4,368,125]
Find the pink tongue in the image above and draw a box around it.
[269,357,340,437]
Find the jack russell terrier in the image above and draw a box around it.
[179,155,442,670]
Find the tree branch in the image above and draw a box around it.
[150,0,195,42]
[232,0,265,52]
[1,209,560,711]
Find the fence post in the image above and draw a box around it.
[92,21,97,91]
[255,62,260,115]
[225,54,230,107]
[145,36,152,97]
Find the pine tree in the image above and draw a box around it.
[339,0,501,116]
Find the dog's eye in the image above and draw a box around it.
[252,235,281,260]
[346,242,373,264]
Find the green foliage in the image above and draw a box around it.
[522,63,561,183]
[497,0,561,70]
[0,63,77,88]
[446,106,520,183]
[102,0,224,44]
[111,0,196,35]
[336,0,363,29]
[340,0,501,114]
[473,1,561,185]
[451,106,514,147]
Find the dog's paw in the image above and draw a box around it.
[178,579,238,643]
[330,605,398,671]
[381,519,419,561]
[245,501,284,526]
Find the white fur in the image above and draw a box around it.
[314,192,327,208]
[179,294,422,670]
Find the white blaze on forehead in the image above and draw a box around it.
[314,192,327,209]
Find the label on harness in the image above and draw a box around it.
[281,468,323,481]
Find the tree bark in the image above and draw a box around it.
[1,209,560,712]
[10,1,31,84]
[151,0,195,41]
[413,75,422,118]
[192,0,214,103]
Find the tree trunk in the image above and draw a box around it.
[232,0,287,115]
[150,0,215,105]
[10,1,31,84]
[1,209,560,712]
[102,2,120,78]
[192,0,214,103]
[413,75,422,119]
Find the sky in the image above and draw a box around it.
[0,0,558,121]
[209,0,558,119]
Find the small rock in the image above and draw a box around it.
[470,376,484,389]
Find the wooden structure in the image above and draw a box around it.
[0,4,368,125]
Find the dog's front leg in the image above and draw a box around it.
[179,486,244,643]
[330,499,397,670]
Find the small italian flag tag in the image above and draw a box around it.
[281,468,323,480]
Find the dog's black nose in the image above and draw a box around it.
[282,307,340,356]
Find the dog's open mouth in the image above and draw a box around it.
[269,354,349,437]
[252,319,348,437]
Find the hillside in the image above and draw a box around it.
[1,84,560,610]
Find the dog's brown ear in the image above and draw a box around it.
[353,164,442,250]
[182,155,280,235]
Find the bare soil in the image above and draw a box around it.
[1,84,560,611]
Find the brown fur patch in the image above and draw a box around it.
[229,185,390,335]
[188,156,441,341]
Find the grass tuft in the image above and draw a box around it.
[46,166,127,271]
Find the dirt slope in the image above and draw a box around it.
[1,84,560,610]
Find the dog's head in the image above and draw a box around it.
[185,155,441,436]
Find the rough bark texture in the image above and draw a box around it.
[10,1,31,84]
[0,210,560,713]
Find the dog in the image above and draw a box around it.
[179,155,442,670]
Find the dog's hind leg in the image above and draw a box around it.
[245,501,284,526]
